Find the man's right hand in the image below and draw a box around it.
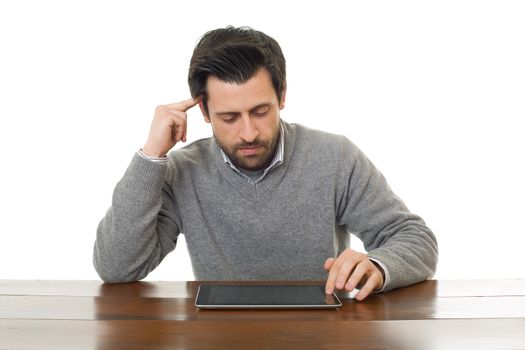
[141,98,201,158]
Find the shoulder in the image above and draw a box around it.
[284,122,358,157]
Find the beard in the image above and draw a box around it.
[215,128,280,171]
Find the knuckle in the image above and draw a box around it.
[350,253,362,264]
[341,248,354,256]
[337,268,349,279]
[172,111,187,121]
[328,267,340,280]
[348,279,359,289]
[330,258,342,270]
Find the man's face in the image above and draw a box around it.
[202,68,285,171]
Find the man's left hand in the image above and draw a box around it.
[324,248,384,301]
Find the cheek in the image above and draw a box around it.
[211,123,237,144]
[260,114,280,135]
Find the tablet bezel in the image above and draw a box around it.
[194,284,342,309]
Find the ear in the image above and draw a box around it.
[279,88,287,110]
[199,101,211,123]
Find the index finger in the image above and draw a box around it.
[325,261,342,294]
[170,97,201,112]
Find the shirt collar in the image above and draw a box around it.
[220,122,284,185]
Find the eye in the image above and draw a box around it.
[252,107,269,117]
[220,114,238,123]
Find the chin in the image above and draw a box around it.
[234,157,266,171]
[240,162,263,171]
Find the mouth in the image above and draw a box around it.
[238,146,262,156]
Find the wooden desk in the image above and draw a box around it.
[1,279,524,349]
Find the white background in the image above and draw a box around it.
[1,1,523,281]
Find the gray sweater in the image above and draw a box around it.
[94,122,438,291]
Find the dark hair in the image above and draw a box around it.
[188,26,286,115]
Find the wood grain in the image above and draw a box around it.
[1,279,524,349]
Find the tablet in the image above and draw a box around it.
[195,284,342,309]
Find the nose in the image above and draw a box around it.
[239,115,259,143]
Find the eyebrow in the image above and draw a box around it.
[215,103,271,116]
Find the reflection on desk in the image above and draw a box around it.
[1,279,524,349]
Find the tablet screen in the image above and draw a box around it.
[195,284,342,309]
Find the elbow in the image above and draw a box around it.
[93,253,154,284]
[420,233,439,280]
[93,262,126,284]
[429,240,439,278]
[92,238,162,284]
[94,266,141,284]
[96,270,133,284]
[93,254,141,284]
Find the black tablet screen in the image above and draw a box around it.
[195,284,341,308]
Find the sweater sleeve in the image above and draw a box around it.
[93,153,181,283]
[334,137,438,291]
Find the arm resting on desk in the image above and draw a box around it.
[93,153,180,283]
[335,137,438,292]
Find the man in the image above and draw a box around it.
[94,26,438,301]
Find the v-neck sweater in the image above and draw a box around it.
[94,122,438,291]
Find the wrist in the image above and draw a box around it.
[368,257,391,293]
[138,148,168,163]
[141,145,166,158]
[370,260,385,290]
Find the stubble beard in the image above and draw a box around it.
[215,128,280,171]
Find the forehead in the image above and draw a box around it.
[206,69,277,112]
